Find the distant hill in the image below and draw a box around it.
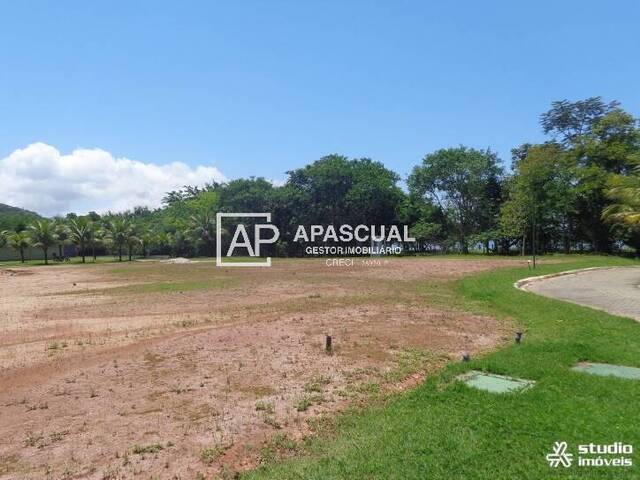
[0,203,41,217]
[0,203,42,231]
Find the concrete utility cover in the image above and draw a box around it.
[572,362,640,380]
[457,371,535,393]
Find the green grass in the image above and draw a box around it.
[244,255,640,479]
[109,278,236,294]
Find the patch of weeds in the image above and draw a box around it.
[303,375,331,393]
[259,446,277,465]
[47,342,60,351]
[24,432,43,447]
[384,348,432,382]
[132,443,164,455]
[309,393,327,404]
[305,414,338,435]
[175,319,197,328]
[50,431,68,443]
[355,381,381,395]
[259,434,298,465]
[143,351,164,365]
[255,401,275,414]
[295,397,312,412]
[170,385,192,394]
[262,414,281,429]
[268,433,298,452]
[101,467,119,480]
[200,445,225,465]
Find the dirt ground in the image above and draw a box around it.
[0,257,522,479]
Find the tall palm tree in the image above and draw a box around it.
[68,217,93,263]
[28,220,57,264]
[188,211,218,257]
[91,226,105,261]
[139,231,158,258]
[603,167,640,227]
[105,217,136,261]
[126,221,140,261]
[53,218,70,258]
[6,231,31,263]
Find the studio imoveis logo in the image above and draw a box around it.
[546,441,574,468]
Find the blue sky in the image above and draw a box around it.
[0,1,638,214]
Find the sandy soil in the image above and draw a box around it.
[0,257,520,479]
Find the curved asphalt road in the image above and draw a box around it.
[524,267,640,321]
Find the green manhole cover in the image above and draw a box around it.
[572,362,640,380]
[457,371,535,393]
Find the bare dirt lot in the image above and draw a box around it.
[0,257,522,479]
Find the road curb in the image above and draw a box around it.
[513,266,621,291]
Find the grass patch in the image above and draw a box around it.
[244,255,640,480]
[132,443,164,455]
[295,397,313,412]
[256,401,275,414]
[201,445,225,465]
[107,278,235,294]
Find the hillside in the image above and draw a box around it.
[0,203,40,217]
[0,203,42,231]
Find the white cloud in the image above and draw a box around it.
[0,143,227,216]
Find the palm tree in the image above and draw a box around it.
[53,218,70,258]
[28,220,57,264]
[188,211,218,257]
[105,217,136,261]
[6,231,31,263]
[68,218,93,263]
[139,231,158,258]
[91,226,105,262]
[126,221,140,261]
[603,167,640,227]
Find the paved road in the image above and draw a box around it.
[524,267,640,321]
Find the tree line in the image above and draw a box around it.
[1,97,639,263]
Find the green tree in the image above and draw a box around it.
[6,231,31,263]
[105,217,135,261]
[187,211,218,257]
[498,177,528,255]
[603,167,640,228]
[539,98,640,252]
[68,218,94,263]
[408,147,502,253]
[53,218,70,258]
[541,97,620,146]
[29,220,57,264]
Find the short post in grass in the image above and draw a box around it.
[462,352,470,362]
[325,335,332,354]
[515,331,523,344]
